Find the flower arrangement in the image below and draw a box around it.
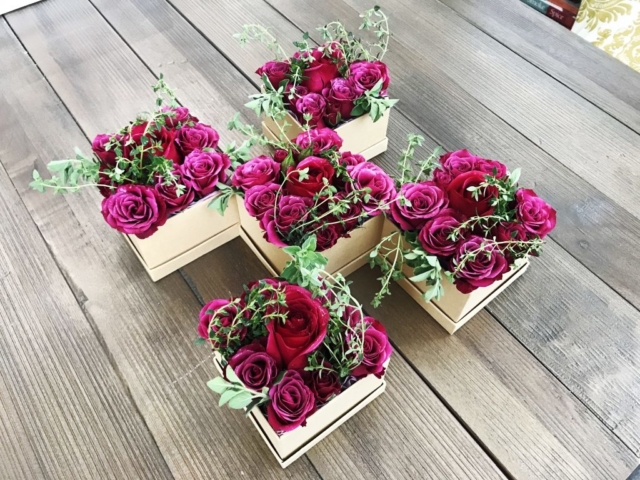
[236,6,397,129]
[30,77,249,239]
[200,239,392,434]
[371,135,557,307]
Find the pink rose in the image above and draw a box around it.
[338,151,366,168]
[197,299,247,350]
[161,106,198,128]
[295,93,327,128]
[155,173,196,215]
[515,189,556,238]
[322,77,359,121]
[349,60,390,94]
[267,371,316,432]
[101,184,167,239]
[453,236,510,293]
[175,123,220,156]
[346,162,396,215]
[180,150,229,197]
[259,210,288,248]
[274,195,313,234]
[256,60,290,87]
[228,342,279,390]
[285,156,335,197]
[232,155,281,191]
[294,128,343,154]
[273,149,289,163]
[92,134,117,167]
[390,181,448,231]
[351,319,392,379]
[418,209,464,257]
[244,183,280,219]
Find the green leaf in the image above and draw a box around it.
[409,271,431,283]
[219,389,238,407]
[228,391,253,409]
[206,376,230,394]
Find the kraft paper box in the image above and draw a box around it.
[380,220,529,334]
[238,201,385,277]
[124,194,240,282]
[262,110,390,160]
[213,353,387,468]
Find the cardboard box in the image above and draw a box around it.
[262,109,390,160]
[125,194,240,281]
[213,354,387,468]
[238,201,385,277]
[380,219,529,334]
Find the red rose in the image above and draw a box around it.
[180,150,230,196]
[101,184,167,239]
[302,366,341,403]
[161,106,199,128]
[232,155,280,191]
[494,221,531,260]
[175,123,220,157]
[418,209,464,257]
[285,156,335,197]
[349,60,390,94]
[273,149,289,163]
[322,77,359,121]
[453,236,510,293]
[299,47,341,93]
[256,60,290,88]
[244,183,280,219]
[228,342,279,390]
[314,222,342,251]
[338,151,366,168]
[128,123,183,166]
[267,371,316,432]
[98,166,115,198]
[266,285,329,369]
[351,319,392,379]
[92,134,117,167]
[328,192,363,231]
[346,162,396,215]
[294,128,343,154]
[446,170,498,218]
[390,181,448,231]
[434,150,508,188]
[515,189,556,238]
[295,93,327,128]
[274,195,313,234]
[155,173,196,215]
[197,298,247,350]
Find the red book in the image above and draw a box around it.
[546,5,576,29]
[547,0,579,15]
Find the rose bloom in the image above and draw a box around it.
[197,298,247,349]
[328,192,364,230]
[322,77,359,121]
[338,151,366,168]
[161,106,199,128]
[232,155,281,191]
[302,365,341,403]
[101,184,167,239]
[175,123,220,156]
[515,189,556,238]
[285,156,335,197]
[298,47,341,93]
[351,319,392,379]
[180,149,230,196]
[267,371,317,432]
[346,162,396,215]
[274,195,313,234]
[92,134,117,167]
[418,209,464,257]
[446,170,498,218]
[390,181,448,231]
[97,166,115,198]
[155,173,196,215]
[129,122,183,166]
[494,221,531,260]
[314,222,342,251]
[349,60,390,94]
[259,210,288,248]
[273,149,289,163]
[285,85,310,117]
[453,236,510,294]
[433,150,508,187]
[244,183,280,219]
[228,342,279,390]
[295,93,327,128]
[256,60,290,87]
[294,128,343,154]
[266,284,329,369]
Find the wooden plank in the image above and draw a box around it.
[439,0,640,133]
[166,0,640,455]
[0,6,320,479]
[0,27,172,480]
[6,0,507,477]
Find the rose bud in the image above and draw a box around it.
[267,371,317,432]
[175,123,220,156]
[349,60,390,94]
[129,122,183,166]
[298,47,341,93]
[197,298,247,350]
[232,155,281,191]
[274,195,313,234]
[273,149,289,163]
[322,77,359,121]
[227,342,279,390]
[346,162,396,215]
[180,149,230,197]
[338,151,366,168]
[453,236,510,293]
[155,173,196,215]
[446,170,498,218]
[161,106,199,128]
[390,181,448,231]
[295,93,327,128]
[92,134,117,167]
[351,319,392,379]
[244,183,281,219]
[285,156,335,198]
[266,284,329,369]
[302,366,341,403]
[101,185,167,239]
[515,189,557,238]
[418,209,465,257]
[294,127,343,154]
[256,60,290,88]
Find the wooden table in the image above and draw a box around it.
[1,0,639,478]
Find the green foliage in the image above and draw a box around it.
[208,184,234,215]
[233,25,288,61]
[207,368,269,414]
[30,150,101,193]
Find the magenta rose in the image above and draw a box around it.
[349,60,390,94]
[446,170,498,218]
[244,183,280,219]
[155,174,196,215]
[339,151,366,168]
[351,319,392,379]
[129,123,183,166]
[322,77,359,121]
[256,60,290,88]
[302,366,341,403]
[477,159,508,179]
[299,47,341,93]
[390,181,448,231]
[453,236,510,293]
[273,149,289,163]
[267,371,316,432]
[97,167,115,198]
[266,285,329,369]
[180,150,229,196]
[92,134,117,167]
[274,195,313,234]
[295,93,327,128]
[232,155,281,191]
[433,150,508,187]
[197,298,247,349]
[515,189,556,238]
[161,106,198,128]
[329,192,363,230]
[494,221,530,260]
[418,209,464,257]
[346,162,396,215]
[285,156,335,197]
[101,184,167,239]
[294,128,343,154]
[228,342,279,390]
[259,211,288,248]
[175,123,220,156]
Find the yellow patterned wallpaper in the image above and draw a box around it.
[572,0,640,72]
